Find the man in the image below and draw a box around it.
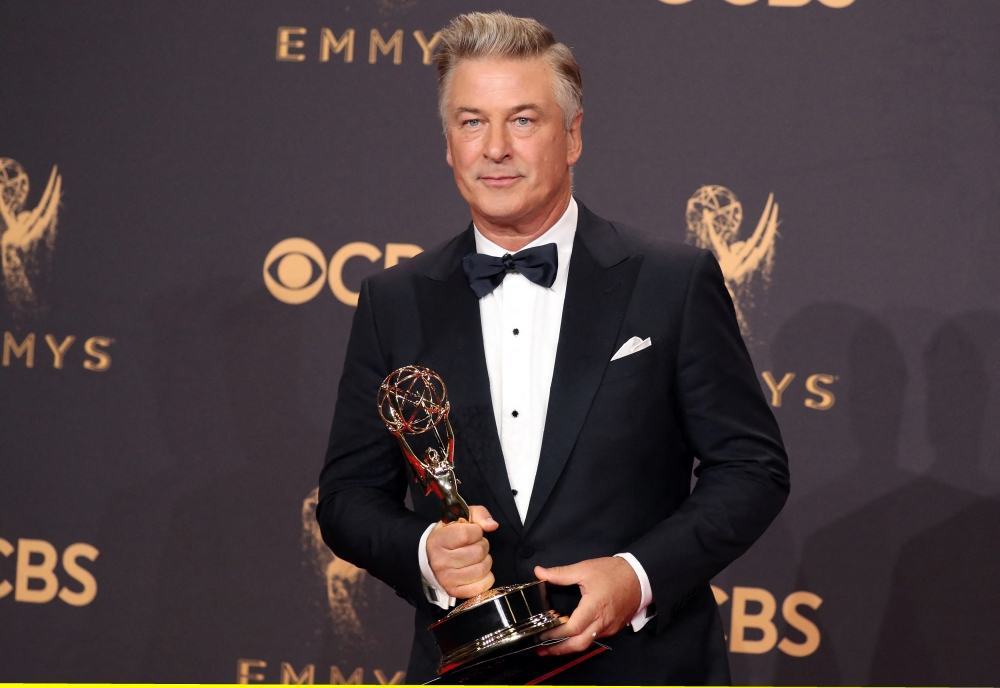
[317,12,788,685]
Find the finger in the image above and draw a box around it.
[435,538,489,569]
[450,571,495,600]
[534,563,585,587]
[538,615,571,642]
[539,620,601,656]
[540,595,598,641]
[469,505,499,532]
[436,523,484,549]
[429,545,489,584]
[440,555,493,588]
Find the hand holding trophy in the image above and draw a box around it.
[378,366,565,676]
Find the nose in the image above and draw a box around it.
[484,121,512,164]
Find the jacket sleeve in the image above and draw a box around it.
[316,276,437,613]
[627,249,790,631]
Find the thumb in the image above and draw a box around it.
[534,563,584,587]
[469,505,499,532]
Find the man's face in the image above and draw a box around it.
[444,57,582,229]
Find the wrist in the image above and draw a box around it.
[419,523,454,609]
[614,552,654,630]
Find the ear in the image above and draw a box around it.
[445,135,455,169]
[566,110,583,167]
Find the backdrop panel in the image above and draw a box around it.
[1,1,998,684]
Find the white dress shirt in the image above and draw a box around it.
[418,197,654,630]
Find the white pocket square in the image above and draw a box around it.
[611,336,651,361]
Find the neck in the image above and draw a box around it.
[472,187,572,253]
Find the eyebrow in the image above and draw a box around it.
[453,103,544,118]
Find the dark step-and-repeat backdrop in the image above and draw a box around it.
[2,1,998,684]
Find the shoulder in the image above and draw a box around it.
[610,221,721,315]
[611,220,708,269]
[577,202,715,296]
[364,228,470,297]
[577,200,709,272]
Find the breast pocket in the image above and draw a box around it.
[601,345,657,385]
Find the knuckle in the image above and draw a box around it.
[460,545,484,567]
[446,548,467,568]
[469,546,484,564]
[453,568,477,586]
[457,525,481,546]
[441,549,462,568]
[455,578,491,599]
[468,561,492,582]
[450,524,472,541]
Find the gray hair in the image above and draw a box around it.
[435,12,583,131]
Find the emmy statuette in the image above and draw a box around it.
[378,366,565,676]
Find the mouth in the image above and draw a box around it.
[478,174,522,189]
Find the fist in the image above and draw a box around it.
[426,505,499,599]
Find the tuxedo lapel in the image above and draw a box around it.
[415,229,523,534]
[523,204,642,532]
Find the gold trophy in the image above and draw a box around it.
[378,366,564,675]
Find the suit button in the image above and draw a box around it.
[519,545,535,559]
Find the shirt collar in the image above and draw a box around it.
[472,196,578,261]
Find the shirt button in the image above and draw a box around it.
[519,545,535,559]
[511,489,518,496]
[511,410,519,417]
[513,328,519,335]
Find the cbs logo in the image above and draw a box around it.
[713,585,823,657]
[1,537,99,607]
[660,0,853,6]
[264,239,422,306]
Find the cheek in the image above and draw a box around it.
[451,146,478,177]
[517,140,551,171]
[538,135,564,166]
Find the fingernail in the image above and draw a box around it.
[486,518,497,526]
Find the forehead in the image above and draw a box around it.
[447,57,555,108]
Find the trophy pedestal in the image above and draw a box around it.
[430,581,564,674]
[426,580,608,683]
[424,638,610,685]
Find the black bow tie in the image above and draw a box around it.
[462,243,559,298]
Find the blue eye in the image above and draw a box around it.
[466,119,480,127]
[516,118,530,125]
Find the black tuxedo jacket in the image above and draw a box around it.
[317,203,789,685]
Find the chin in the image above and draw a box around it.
[471,192,531,224]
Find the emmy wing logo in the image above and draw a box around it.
[0,158,62,313]
[302,487,367,640]
[685,185,779,336]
